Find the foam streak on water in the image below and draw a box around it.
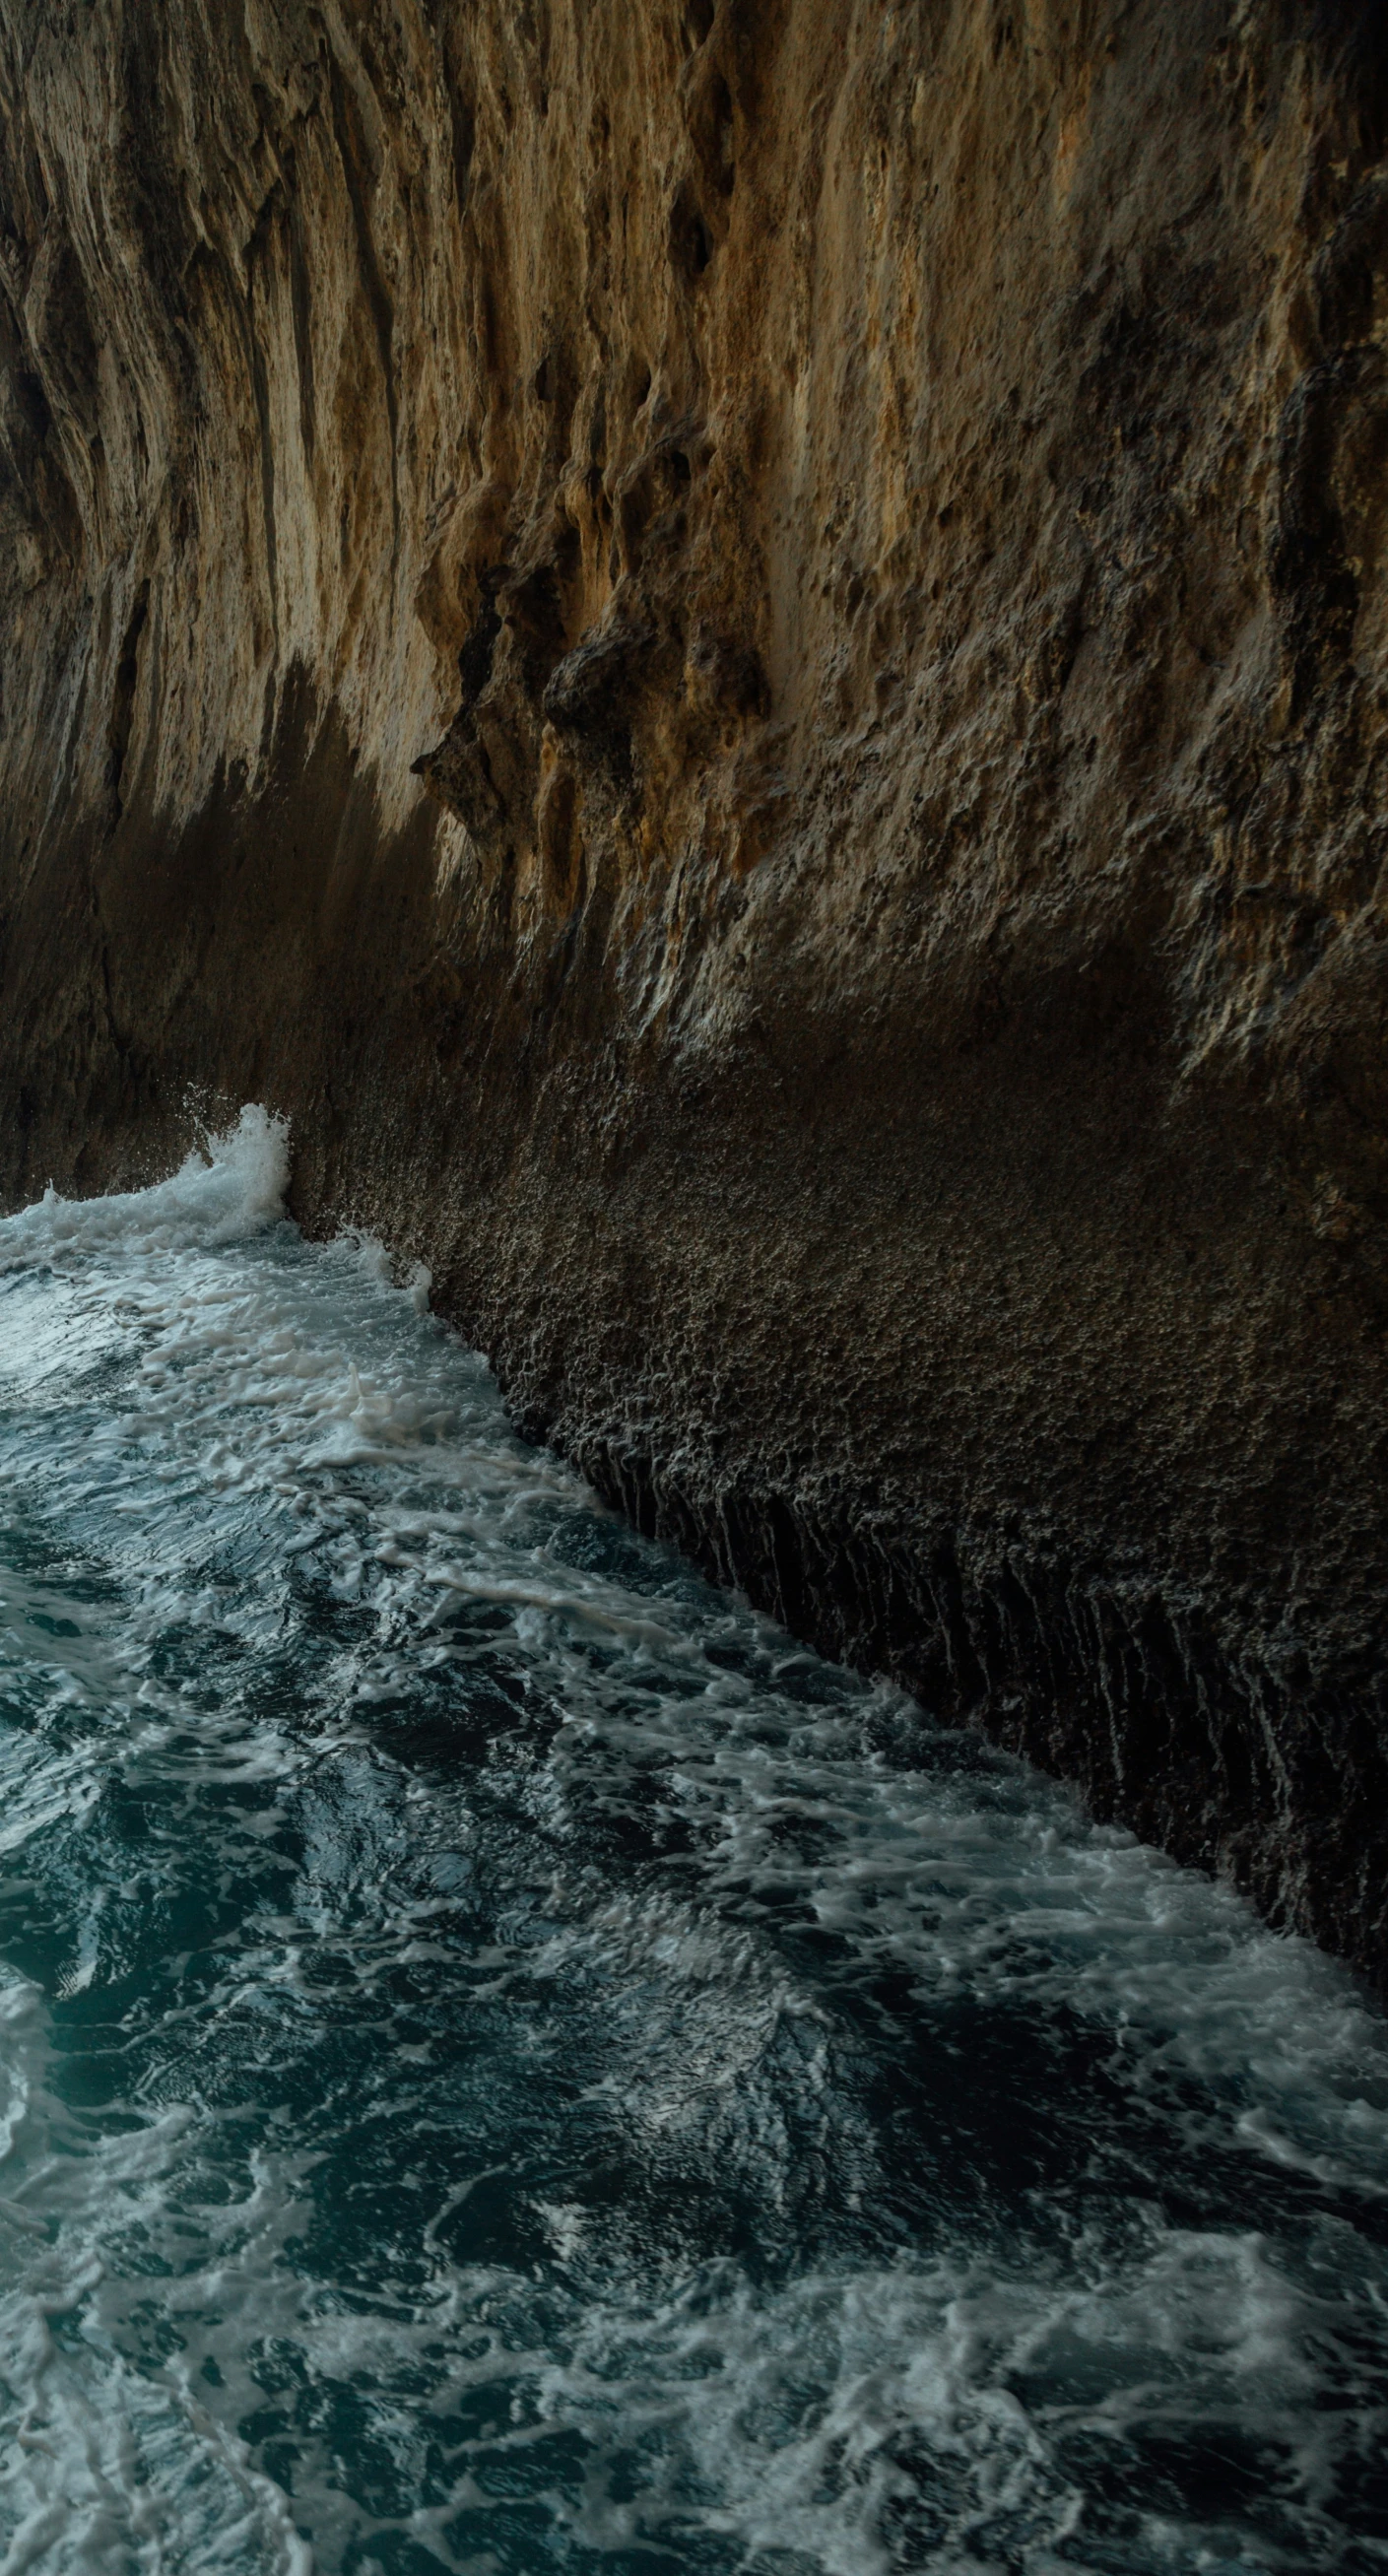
[0,1107,1385,2575]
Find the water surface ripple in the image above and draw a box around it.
[0,1111,1385,2574]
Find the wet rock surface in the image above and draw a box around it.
[0,2,1386,1973]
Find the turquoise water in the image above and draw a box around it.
[0,1110,1386,2575]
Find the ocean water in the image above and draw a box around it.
[0,1110,1385,2576]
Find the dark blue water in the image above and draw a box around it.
[1,1111,1386,2574]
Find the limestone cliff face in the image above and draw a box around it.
[2,1,1387,1971]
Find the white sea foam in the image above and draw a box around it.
[0,1111,1383,2573]
[0,1103,290,1267]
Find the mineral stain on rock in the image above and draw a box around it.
[0,2,1386,1974]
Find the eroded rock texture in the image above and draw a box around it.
[1,0,1387,1970]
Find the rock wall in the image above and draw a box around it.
[2,0,1387,1972]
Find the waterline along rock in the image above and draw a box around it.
[0,1,1386,1974]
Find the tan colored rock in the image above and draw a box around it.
[1,0,1387,1969]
